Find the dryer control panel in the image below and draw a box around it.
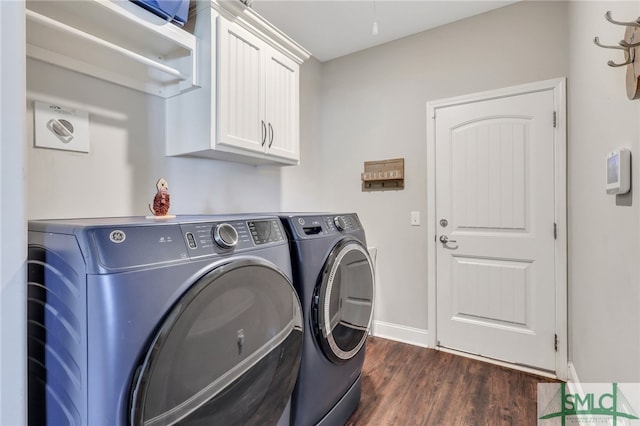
[286,214,362,239]
[324,215,361,233]
[181,219,285,257]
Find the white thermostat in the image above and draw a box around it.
[606,148,631,194]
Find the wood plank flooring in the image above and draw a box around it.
[346,337,559,426]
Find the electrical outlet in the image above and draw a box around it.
[410,211,420,226]
[34,101,90,153]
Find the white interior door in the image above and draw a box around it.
[434,89,558,372]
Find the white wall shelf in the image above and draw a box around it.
[26,0,197,98]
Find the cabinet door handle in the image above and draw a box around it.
[261,120,267,146]
[268,123,274,148]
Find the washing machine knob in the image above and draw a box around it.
[333,216,347,232]
[213,223,238,249]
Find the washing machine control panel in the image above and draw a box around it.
[181,219,285,257]
[247,219,284,245]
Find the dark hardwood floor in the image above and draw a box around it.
[346,337,559,426]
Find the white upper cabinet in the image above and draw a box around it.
[217,18,300,162]
[25,0,198,98]
[166,1,309,166]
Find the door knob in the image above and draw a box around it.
[439,235,457,244]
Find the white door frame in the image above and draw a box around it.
[1,0,27,423]
[426,78,567,380]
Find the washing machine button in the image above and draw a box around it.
[185,232,197,249]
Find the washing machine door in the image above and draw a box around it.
[314,239,375,364]
[129,258,302,426]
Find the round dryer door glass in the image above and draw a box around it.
[315,240,375,363]
[130,259,303,426]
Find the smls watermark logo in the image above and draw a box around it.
[538,383,640,425]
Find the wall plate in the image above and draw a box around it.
[34,101,90,153]
[410,211,420,226]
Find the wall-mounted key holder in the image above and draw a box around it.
[361,158,404,191]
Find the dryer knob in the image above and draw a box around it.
[333,216,347,232]
[213,223,238,249]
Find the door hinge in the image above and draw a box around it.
[553,111,557,128]
[554,334,558,352]
[553,223,558,240]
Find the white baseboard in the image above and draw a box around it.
[567,362,583,393]
[371,320,430,348]
[565,362,598,426]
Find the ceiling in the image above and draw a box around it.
[252,0,520,62]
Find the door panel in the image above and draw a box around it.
[265,51,299,161]
[435,90,556,371]
[217,19,265,152]
[452,257,530,327]
[452,120,528,230]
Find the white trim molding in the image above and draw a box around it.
[567,362,583,393]
[566,362,598,426]
[371,321,430,348]
[1,1,27,424]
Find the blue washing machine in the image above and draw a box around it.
[279,213,375,426]
[27,215,302,426]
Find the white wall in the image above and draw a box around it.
[281,56,325,211]
[285,1,569,343]
[26,60,284,219]
[567,1,640,382]
[0,1,26,424]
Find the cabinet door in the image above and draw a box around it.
[265,49,299,162]
[217,19,266,153]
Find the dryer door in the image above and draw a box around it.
[130,258,302,426]
[314,239,375,364]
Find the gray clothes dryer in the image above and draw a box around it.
[279,213,375,426]
[27,215,302,426]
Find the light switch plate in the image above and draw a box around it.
[34,101,90,153]
[411,211,420,226]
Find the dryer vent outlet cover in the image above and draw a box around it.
[34,101,90,153]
